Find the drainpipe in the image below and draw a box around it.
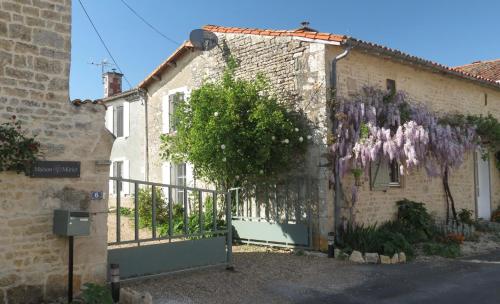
[330,46,351,246]
[139,88,150,182]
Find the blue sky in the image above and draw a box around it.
[70,0,500,100]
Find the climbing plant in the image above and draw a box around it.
[0,115,41,173]
[330,86,500,223]
[160,57,310,190]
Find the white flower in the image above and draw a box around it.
[307,135,312,140]
[214,112,219,117]
[259,170,264,174]
[220,144,226,150]
[271,136,275,141]
[282,139,289,144]
[294,128,299,132]
[299,137,303,142]
[236,175,240,180]
[222,157,226,162]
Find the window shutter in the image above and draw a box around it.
[123,102,130,137]
[370,159,390,191]
[123,160,130,194]
[105,105,113,133]
[162,95,170,134]
[162,162,171,185]
[109,162,114,195]
[116,106,124,137]
[169,94,175,132]
[186,163,194,187]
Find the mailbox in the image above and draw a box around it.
[53,209,90,236]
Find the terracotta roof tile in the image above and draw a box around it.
[453,59,500,82]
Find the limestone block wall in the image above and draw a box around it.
[145,33,331,249]
[326,46,500,226]
[0,0,113,302]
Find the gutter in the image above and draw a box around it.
[330,46,351,243]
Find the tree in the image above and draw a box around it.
[160,59,309,190]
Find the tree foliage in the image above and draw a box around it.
[160,59,309,189]
[0,115,40,173]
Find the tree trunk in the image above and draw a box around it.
[443,167,458,223]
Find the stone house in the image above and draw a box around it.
[0,0,112,302]
[136,24,500,250]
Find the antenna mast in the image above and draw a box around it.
[88,59,114,84]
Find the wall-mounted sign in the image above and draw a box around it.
[28,161,81,178]
[91,191,104,200]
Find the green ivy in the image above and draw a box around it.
[160,57,310,189]
[0,116,40,173]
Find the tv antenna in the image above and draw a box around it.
[88,59,114,83]
[189,29,218,51]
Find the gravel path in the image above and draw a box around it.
[126,245,370,304]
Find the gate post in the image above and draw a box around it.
[226,190,234,270]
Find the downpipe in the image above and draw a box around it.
[330,46,351,256]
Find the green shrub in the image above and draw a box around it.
[119,207,133,217]
[422,242,461,258]
[337,224,413,257]
[137,187,225,237]
[79,283,113,304]
[458,209,474,225]
[396,199,436,239]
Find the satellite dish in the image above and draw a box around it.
[189,29,218,51]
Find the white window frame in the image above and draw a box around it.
[162,86,189,134]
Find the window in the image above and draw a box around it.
[107,102,129,138]
[370,158,401,190]
[386,79,396,95]
[169,92,185,132]
[484,93,488,106]
[112,161,123,194]
[163,90,186,134]
[114,105,124,137]
[171,163,186,203]
[389,160,400,186]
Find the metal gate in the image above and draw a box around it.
[107,177,232,279]
[231,177,317,249]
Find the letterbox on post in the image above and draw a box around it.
[53,209,90,236]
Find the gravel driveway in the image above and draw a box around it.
[126,244,500,304]
[126,245,369,304]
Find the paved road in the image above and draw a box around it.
[305,251,500,304]
[129,247,500,304]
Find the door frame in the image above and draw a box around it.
[474,151,492,220]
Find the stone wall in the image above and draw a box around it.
[328,46,500,228]
[0,0,113,302]
[145,33,331,249]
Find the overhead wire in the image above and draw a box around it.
[77,0,133,89]
[118,0,180,46]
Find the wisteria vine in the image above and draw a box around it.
[330,87,479,222]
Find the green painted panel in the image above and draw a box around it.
[232,220,309,246]
[108,237,226,279]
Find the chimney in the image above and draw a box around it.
[103,69,123,98]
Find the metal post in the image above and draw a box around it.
[183,187,188,235]
[134,183,139,242]
[168,187,173,241]
[226,190,233,270]
[68,236,74,304]
[110,263,120,303]
[213,192,217,231]
[116,180,121,243]
[199,191,203,234]
[152,185,157,239]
